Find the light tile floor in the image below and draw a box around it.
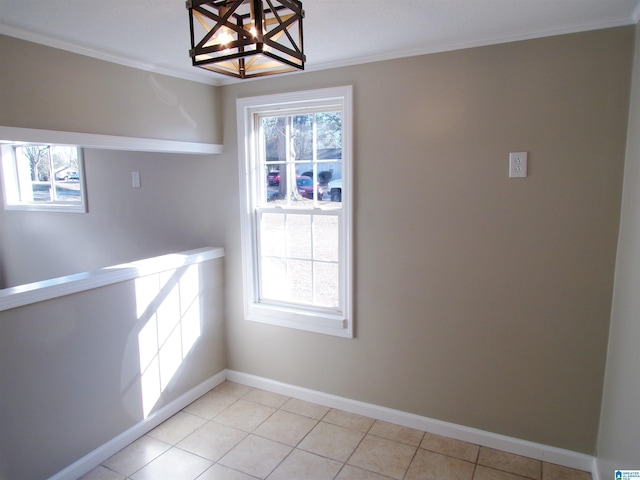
[80,382,592,480]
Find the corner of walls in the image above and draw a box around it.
[0,195,5,289]
[1,252,227,479]
[50,371,227,480]
[595,21,640,478]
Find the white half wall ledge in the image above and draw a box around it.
[225,370,596,474]
[0,246,225,311]
[0,126,223,155]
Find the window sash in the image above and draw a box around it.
[0,144,87,213]
[237,86,353,338]
[254,109,343,210]
[255,207,344,315]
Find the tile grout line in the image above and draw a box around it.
[183,394,250,472]
[215,384,333,479]
[275,401,347,479]
[156,385,249,479]
[260,395,311,480]
[401,430,425,480]
[470,443,480,480]
[333,410,378,479]
[217,385,286,479]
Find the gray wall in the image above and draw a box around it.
[0,35,230,480]
[0,256,226,480]
[0,34,225,288]
[220,27,633,455]
[1,149,223,287]
[0,35,221,144]
[596,24,640,475]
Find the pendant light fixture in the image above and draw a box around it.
[186,0,305,79]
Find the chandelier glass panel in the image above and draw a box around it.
[187,0,305,79]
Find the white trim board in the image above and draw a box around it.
[226,370,595,473]
[0,126,223,155]
[0,247,225,311]
[49,371,227,480]
[592,458,603,480]
[51,369,596,479]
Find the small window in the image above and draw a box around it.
[237,86,353,337]
[0,144,87,212]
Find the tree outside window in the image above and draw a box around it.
[0,144,86,212]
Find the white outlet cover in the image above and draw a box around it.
[509,152,528,178]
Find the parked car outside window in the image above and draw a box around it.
[296,175,314,199]
[267,171,280,186]
[323,178,341,202]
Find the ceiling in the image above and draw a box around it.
[1,0,639,86]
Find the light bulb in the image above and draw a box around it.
[217,27,233,46]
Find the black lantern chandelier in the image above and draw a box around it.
[186,0,305,79]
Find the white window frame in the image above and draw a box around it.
[237,86,353,338]
[0,143,87,213]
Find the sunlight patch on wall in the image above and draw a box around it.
[135,264,202,417]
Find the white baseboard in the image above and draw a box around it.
[226,370,595,474]
[51,369,596,479]
[49,370,227,480]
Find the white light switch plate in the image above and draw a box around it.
[509,152,527,178]
[132,171,141,188]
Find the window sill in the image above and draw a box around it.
[246,303,352,338]
[4,203,87,213]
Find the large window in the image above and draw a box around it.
[237,86,353,337]
[0,143,87,212]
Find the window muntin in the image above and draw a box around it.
[238,87,352,337]
[258,110,343,209]
[258,211,340,309]
[0,144,87,212]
